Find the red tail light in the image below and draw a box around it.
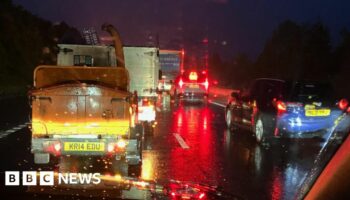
[204,78,209,90]
[45,142,61,156]
[178,78,184,88]
[142,98,149,106]
[277,101,287,112]
[339,98,349,110]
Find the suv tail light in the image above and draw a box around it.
[338,98,349,110]
[276,101,287,112]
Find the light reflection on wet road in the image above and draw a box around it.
[0,96,325,199]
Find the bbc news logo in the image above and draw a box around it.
[5,171,101,186]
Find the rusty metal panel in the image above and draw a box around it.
[33,65,129,91]
[31,84,131,136]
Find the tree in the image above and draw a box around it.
[256,20,332,81]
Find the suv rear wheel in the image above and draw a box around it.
[255,118,265,143]
[225,110,232,129]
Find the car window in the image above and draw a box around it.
[289,83,334,102]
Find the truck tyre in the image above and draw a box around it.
[34,153,50,164]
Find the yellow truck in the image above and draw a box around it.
[29,25,143,173]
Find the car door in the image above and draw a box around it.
[229,92,243,126]
[242,81,261,129]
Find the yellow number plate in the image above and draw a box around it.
[189,84,199,88]
[64,142,105,152]
[305,109,331,117]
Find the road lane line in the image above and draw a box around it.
[210,101,226,108]
[173,133,190,149]
[0,122,28,139]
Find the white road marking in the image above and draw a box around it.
[173,133,190,149]
[0,122,28,138]
[210,101,226,108]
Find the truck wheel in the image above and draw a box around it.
[34,153,50,164]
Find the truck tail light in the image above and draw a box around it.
[107,140,127,153]
[142,98,149,106]
[54,143,61,152]
[116,139,127,149]
[45,142,61,156]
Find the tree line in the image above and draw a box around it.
[209,20,350,98]
[0,0,83,92]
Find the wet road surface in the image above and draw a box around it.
[0,95,325,199]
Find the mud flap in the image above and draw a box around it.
[125,139,142,165]
[34,153,50,164]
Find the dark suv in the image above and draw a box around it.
[225,78,347,143]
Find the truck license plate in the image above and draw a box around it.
[64,142,105,151]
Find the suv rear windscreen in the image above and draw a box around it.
[288,82,334,102]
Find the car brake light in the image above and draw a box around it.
[189,72,198,81]
[277,101,287,112]
[204,78,209,90]
[178,78,184,88]
[339,98,349,110]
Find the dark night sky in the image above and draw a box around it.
[13,0,350,60]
